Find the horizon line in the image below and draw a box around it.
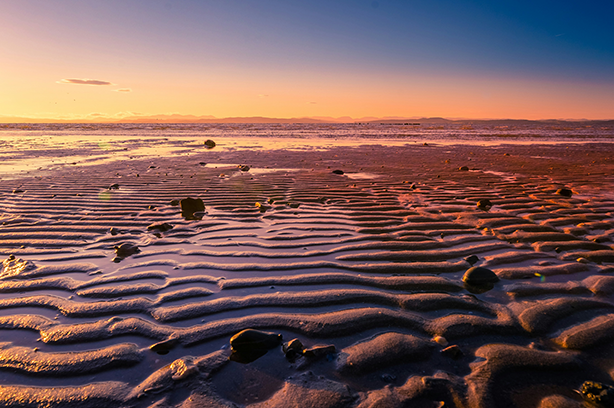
[1,114,613,124]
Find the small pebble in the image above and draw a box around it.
[556,188,573,197]
[441,345,463,359]
[477,199,493,211]
[432,335,448,347]
[464,255,479,266]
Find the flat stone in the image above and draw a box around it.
[230,329,282,352]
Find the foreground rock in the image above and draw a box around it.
[229,329,282,363]
[463,266,499,285]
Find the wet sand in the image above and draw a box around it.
[1,140,614,407]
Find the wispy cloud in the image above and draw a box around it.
[258,94,269,98]
[57,78,114,86]
[114,88,132,93]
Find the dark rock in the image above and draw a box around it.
[462,266,499,285]
[288,202,300,208]
[170,199,180,206]
[459,166,469,171]
[180,197,205,220]
[556,188,573,197]
[283,338,304,354]
[113,243,140,262]
[581,381,614,407]
[464,255,479,266]
[109,227,120,236]
[204,139,216,149]
[229,329,282,364]
[238,165,250,172]
[12,189,24,194]
[302,344,336,359]
[198,162,207,166]
[477,199,493,211]
[147,222,174,232]
[230,329,282,352]
[441,345,464,359]
[149,337,180,355]
[332,170,344,175]
[283,338,304,361]
[108,183,119,190]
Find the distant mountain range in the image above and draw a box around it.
[1,114,613,125]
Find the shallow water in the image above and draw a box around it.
[1,122,613,179]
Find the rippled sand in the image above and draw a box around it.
[1,140,613,407]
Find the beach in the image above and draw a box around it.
[1,131,614,407]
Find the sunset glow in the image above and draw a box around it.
[1,0,613,121]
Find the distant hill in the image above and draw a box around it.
[366,117,614,126]
[1,114,612,125]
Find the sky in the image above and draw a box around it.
[1,0,613,121]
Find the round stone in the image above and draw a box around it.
[462,266,499,285]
